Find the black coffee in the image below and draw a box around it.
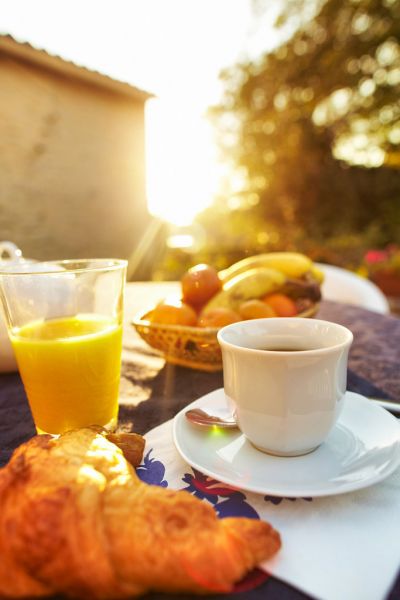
[260,346,313,352]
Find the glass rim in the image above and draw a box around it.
[0,258,128,276]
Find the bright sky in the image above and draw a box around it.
[1,0,280,224]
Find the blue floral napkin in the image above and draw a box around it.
[139,417,400,600]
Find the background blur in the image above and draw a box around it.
[1,0,399,291]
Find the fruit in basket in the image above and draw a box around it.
[198,307,241,328]
[263,293,298,317]
[280,276,321,302]
[219,252,323,283]
[150,300,197,326]
[181,264,222,307]
[133,252,323,372]
[145,252,322,331]
[238,299,276,319]
[203,267,286,312]
[310,264,325,284]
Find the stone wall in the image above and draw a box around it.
[0,47,153,277]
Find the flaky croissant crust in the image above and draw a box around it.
[0,428,280,599]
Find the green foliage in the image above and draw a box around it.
[200,0,400,268]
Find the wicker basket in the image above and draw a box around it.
[132,303,319,372]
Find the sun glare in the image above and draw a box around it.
[1,0,282,227]
[145,98,221,226]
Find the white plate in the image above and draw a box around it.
[316,262,390,314]
[173,389,400,497]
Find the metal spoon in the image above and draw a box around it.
[185,397,400,429]
[185,408,238,429]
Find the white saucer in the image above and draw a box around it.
[173,389,400,497]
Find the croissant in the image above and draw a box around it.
[0,428,281,599]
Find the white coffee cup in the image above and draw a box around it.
[217,318,353,457]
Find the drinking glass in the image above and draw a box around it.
[0,259,127,435]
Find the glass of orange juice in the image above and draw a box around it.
[0,259,127,435]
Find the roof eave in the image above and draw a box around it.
[0,34,154,101]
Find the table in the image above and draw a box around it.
[1,282,400,600]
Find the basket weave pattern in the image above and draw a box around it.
[133,312,222,371]
[132,304,319,372]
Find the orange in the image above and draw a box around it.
[239,299,276,320]
[150,300,197,326]
[198,307,241,328]
[262,293,298,317]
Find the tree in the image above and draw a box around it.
[203,0,400,266]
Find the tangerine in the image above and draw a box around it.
[150,300,197,326]
[198,307,241,328]
[262,293,298,317]
[239,299,276,320]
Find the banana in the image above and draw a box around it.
[203,267,286,312]
[309,264,325,284]
[219,252,314,283]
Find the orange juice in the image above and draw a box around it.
[11,314,123,435]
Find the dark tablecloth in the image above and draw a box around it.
[1,285,399,600]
